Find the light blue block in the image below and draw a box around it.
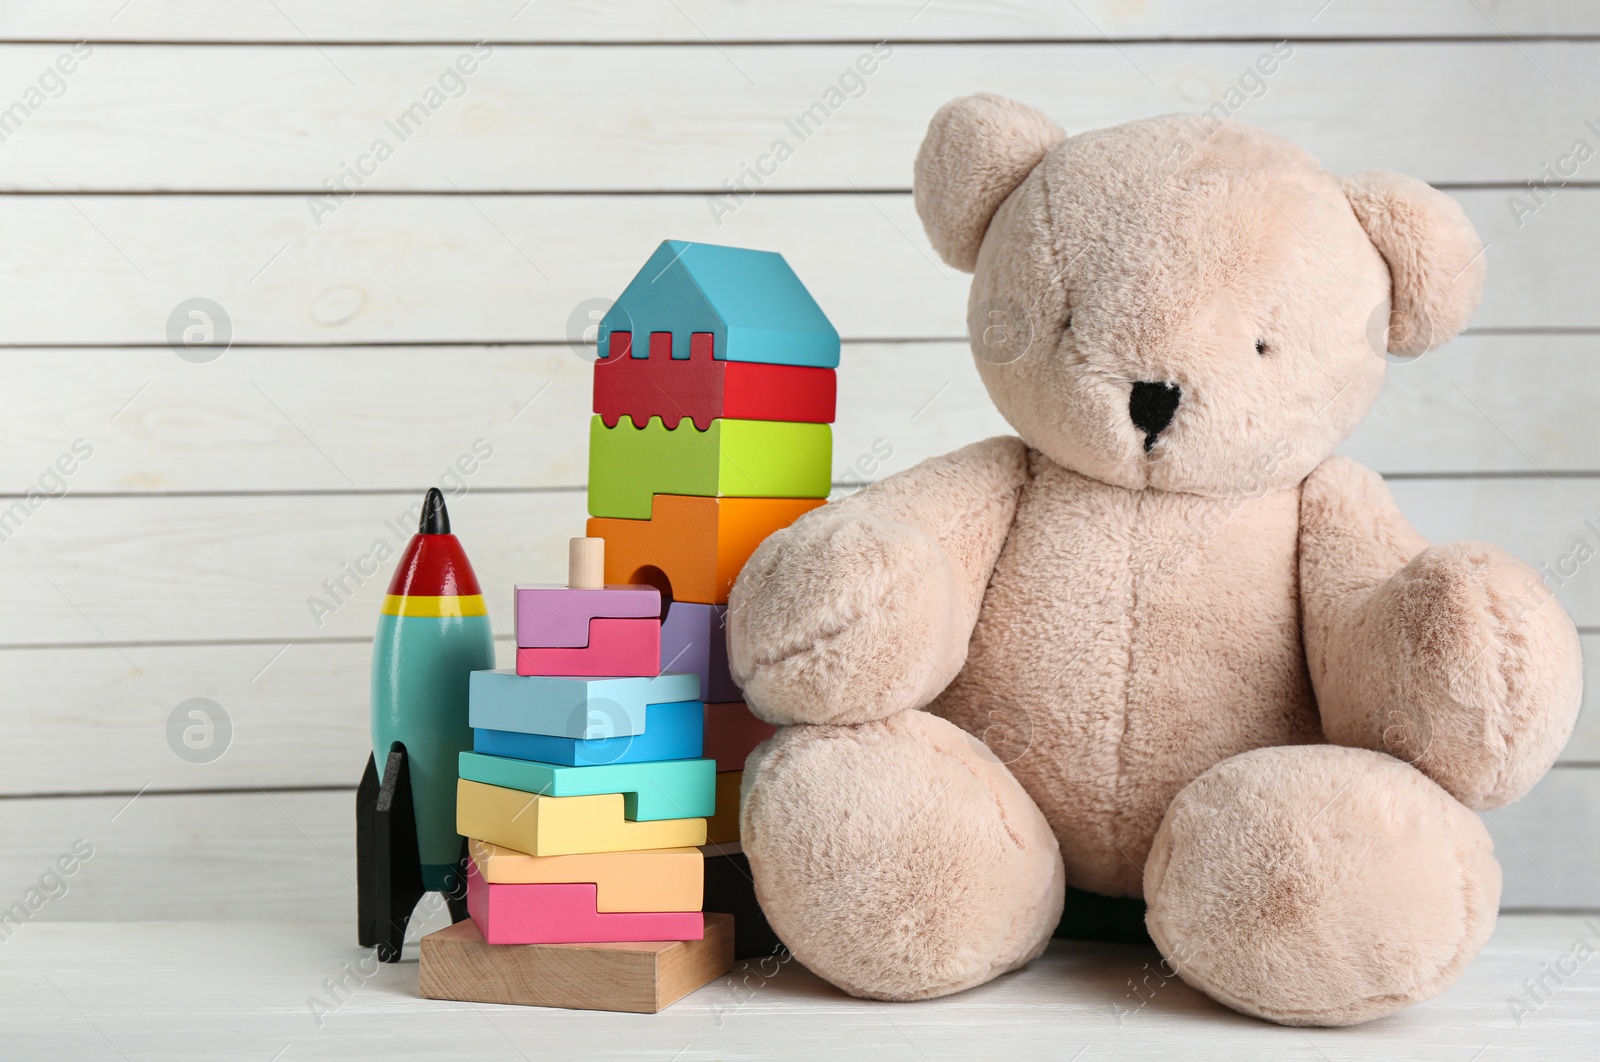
[597,240,840,368]
[467,670,700,739]
[473,699,705,766]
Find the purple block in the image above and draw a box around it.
[514,583,660,648]
[659,601,740,703]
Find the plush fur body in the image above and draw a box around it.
[932,442,1320,898]
[727,98,1583,1026]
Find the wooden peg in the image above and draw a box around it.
[569,537,605,589]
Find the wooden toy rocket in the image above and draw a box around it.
[357,487,494,962]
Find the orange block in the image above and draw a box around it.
[587,494,822,605]
[468,840,704,912]
[706,770,742,845]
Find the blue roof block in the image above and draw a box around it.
[596,240,840,368]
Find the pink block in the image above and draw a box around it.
[467,864,703,944]
[515,583,660,648]
[703,701,777,773]
[516,617,661,677]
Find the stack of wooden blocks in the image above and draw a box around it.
[460,536,715,946]
[420,536,734,1011]
[587,239,839,852]
[419,240,838,1013]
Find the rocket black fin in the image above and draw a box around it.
[356,743,426,962]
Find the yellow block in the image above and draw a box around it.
[468,839,704,913]
[706,770,742,845]
[457,779,706,856]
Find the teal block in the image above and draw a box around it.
[458,752,717,821]
[597,240,840,368]
[468,670,701,738]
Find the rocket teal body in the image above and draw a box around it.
[369,490,495,893]
[371,610,493,890]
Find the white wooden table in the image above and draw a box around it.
[1,915,1594,1061]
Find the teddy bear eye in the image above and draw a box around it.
[1255,339,1268,356]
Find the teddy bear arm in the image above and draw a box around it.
[727,436,1030,726]
[1299,456,1583,809]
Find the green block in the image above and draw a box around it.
[458,751,717,821]
[587,415,831,519]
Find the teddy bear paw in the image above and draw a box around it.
[727,508,968,726]
[1324,540,1582,809]
[1144,745,1499,1026]
[742,710,1064,999]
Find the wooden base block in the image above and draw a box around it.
[419,913,734,1013]
[588,494,822,604]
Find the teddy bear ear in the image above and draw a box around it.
[913,94,1067,273]
[1340,171,1487,356]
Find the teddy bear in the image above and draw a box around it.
[725,94,1584,1026]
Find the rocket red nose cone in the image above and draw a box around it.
[385,532,484,598]
[386,491,482,598]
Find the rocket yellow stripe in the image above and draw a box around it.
[381,594,487,617]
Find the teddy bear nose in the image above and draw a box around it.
[1129,381,1181,452]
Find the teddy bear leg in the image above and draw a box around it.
[741,708,1065,1000]
[1143,744,1500,1026]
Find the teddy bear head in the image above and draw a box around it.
[913,94,1487,496]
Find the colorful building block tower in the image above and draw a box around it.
[457,536,715,944]
[418,240,835,1012]
[588,240,838,854]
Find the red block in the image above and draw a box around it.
[467,864,703,945]
[703,701,777,773]
[515,617,661,677]
[594,331,836,431]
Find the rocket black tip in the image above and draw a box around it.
[419,487,450,534]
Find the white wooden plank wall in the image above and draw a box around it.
[1,2,1596,922]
